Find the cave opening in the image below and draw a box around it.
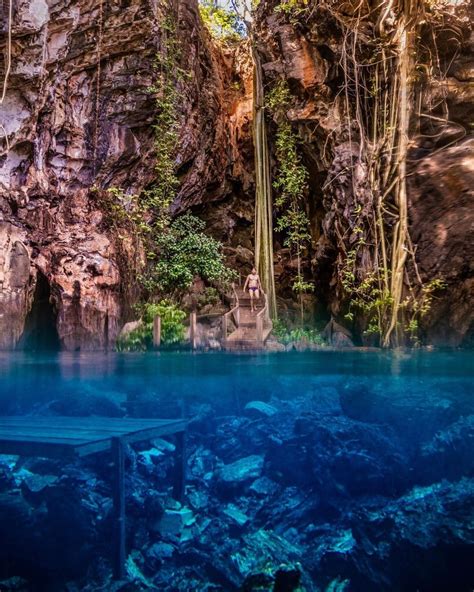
[19,271,60,351]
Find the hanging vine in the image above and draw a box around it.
[267,80,313,323]
[252,42,278,318]
[313,0,453,346]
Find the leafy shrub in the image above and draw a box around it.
[197,287,221,309]
[116,323,150,352]
[146,213,236,296]
[116,301,186,351]
[272,319,325,346]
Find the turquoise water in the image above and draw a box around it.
[0,350,473,591]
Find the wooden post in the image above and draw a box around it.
[172,430,186,503]
[112,437,126,580]
[190,312,197,350]
[153,315,161,348]
[222,314,228,344]
[256,315,263,343]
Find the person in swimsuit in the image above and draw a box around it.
[243,267,262,313]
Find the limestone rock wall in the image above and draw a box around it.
[0,222,34,349]
[253,0,474,345]
[0,0,251,349]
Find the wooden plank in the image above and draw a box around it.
[0,439,79,459]
[0,433,91,445]
[0,425,132,438]
[0,417,182,427]
[0,425,186,445]
[0,417,187,458]
[0,418,186,437]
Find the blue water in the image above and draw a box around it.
[0,350,473,591]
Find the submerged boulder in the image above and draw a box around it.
[153,507,196,542]
[218,455,265,485]
[244,401,278,418]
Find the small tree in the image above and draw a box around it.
[145,213,236,298]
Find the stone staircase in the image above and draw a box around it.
[223,288,272,351]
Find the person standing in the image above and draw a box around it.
[243,267,262,313]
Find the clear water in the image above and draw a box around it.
[0,350,473,591]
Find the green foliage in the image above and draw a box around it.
[197,286,221,309]
[403,278,447,345]
[268,80,313,308]
[265,80,291,113]
[276,208,311,249]
[146,14,184,232]
[273,122,309,209]
[107,10,233,307]
[116,301,186,351]
[272,318,325,345]
[101,187,150,237]
[143,300,186,344]
[199,1,245,41]
[116,323,150,352]
[145,213,236,296]
[292,276,314,294]
[341,247,393,339]
[275,0,308,16]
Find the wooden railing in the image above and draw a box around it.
[222,283,240,344]
[256,289,272,344]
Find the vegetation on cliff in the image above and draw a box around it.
[201,0,465,347]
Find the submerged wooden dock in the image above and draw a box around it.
[0,415,187,580]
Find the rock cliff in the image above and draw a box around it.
[0,0,472,349]
[0,0,252,350]
[253,0,473,345]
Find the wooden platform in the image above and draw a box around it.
[0,415,187,458]
[0,415,187,580]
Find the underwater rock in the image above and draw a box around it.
[352,477,474,590]
[20,473,59,500]
[419,414,474,482]
[0,576,30,592]
[338,379,464,444]
[47,394,125,418]
[188,446,217,482]
[152,438,176,453]
[147,541,175,561]
[231,530,310,589]
[138,447,164,470]
[244,401,278,418]
[154,507,196,542]
[250,477,280,497]
[186,487,210,511]
[218,455,265,485]
[241,563,303,592]
[223,503,249,527]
